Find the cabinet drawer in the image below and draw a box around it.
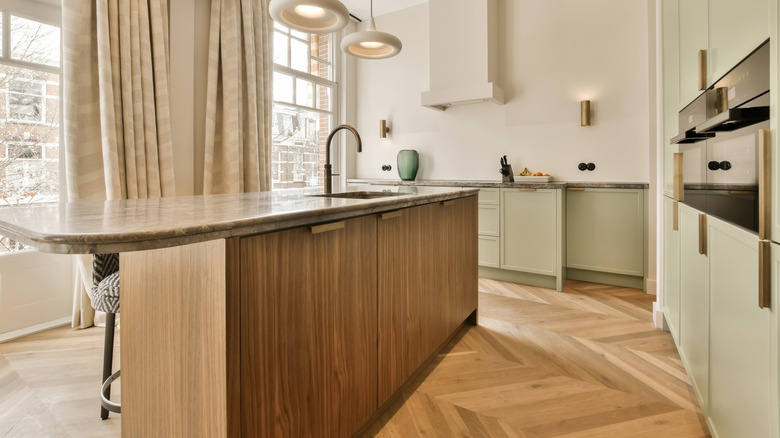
[478,188,499,205]
[478,204,499,236]
[478,235,499,268]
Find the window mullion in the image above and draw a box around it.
[2,10,10,61]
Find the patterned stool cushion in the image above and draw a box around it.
[93,271,120,314]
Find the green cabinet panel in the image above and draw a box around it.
[708,216,773,438]
[500,188,557,276]
[566,188,644,277]
[769,242,780,438]
[678,203,709,410]
[478,235,499,268]
[662,197,681,343]
[678,0,708,108]
[478,204,499,236]
[708,0,769,85]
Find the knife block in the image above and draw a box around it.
[501,165,514,183]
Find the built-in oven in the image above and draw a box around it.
[672,39,770,236]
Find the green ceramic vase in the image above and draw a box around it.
[397,149,419,181]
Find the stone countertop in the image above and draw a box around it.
[0,186,478,254]
[348,179,649,190]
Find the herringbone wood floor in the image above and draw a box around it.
[0,279,709,437]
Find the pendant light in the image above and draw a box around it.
[269,0,350,33]
[341,0,402,59]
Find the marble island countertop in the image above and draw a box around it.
[348,178,649,190]
[0,186,478,254]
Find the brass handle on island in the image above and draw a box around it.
[380,210,403,220]
[310,221,345,234]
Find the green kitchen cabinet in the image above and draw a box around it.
[677,0,708,109]
[707,216,774,438]
[662,196,681,343]
[499,188,564,290]
[707,0,769,85]
[566,188,645,289]
[678,203,709,411]
[478,188,500,268]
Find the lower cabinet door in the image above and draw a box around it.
[478,235,499,268]
[678,204,709,409]
[239,215,378,437]
[662,197,681,343]
[500,188,557,275]
[708,216,773,438]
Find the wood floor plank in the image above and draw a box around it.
[0,279,709,438]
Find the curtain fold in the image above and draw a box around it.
[63,0,176,328]
[204,0,272,194]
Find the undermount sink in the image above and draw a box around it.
[308,191,408,199]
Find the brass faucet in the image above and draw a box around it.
[324,124,362,194]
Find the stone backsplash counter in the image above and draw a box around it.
[348,178,648,190]
[0,185,477,254]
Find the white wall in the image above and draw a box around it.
[352,0,653,183]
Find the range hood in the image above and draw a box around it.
[421,0,504,111]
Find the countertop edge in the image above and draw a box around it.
[348,179,649,190]
[1,188,478,254]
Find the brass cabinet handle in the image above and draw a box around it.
[698,213,707,256]
[310,221,345,234]
[516,188,537,192]
[567,187,585,191]
[673,201,679,231]
[698,49,707,90]
[440,200,456,206]
[673,153,684,201]
[759,240,771,309]
[380,210,403,220]
[759,129,771,240]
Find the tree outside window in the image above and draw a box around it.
[0,11,60,252]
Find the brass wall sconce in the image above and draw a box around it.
[580,100,591,126]
[380,119,390,138]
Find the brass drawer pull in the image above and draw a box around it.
[673,153,684,201]
[516,188,537,192]
[698,214,707,256]
[673,201,679,231]
[698,49,707,90]
[759,240,771,309]
[380,210,403,220]
[759,129,771,240]
[440,200,456,206]
[310,221,345,234]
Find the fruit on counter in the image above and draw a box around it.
[519,167,533,176]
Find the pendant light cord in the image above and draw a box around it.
[370,0,373,18]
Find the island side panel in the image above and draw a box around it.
[121,239,235,437]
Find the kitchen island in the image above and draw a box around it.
[0,186,479,437]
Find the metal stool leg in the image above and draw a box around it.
[100,312,116,420]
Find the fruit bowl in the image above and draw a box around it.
[514,175,552,182]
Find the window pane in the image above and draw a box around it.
[11,16,60,67]
[273,72,293,103]
[272,104,331,189]
[0,67,60,211]
[290,39,309,72]
[310,59,331,81]
[316,84,331,111]
[273,31,289,67]
[290,29,307,40]
[296,79,313,107]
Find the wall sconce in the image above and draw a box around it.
[580,100,591,126]
[380,119,390,138]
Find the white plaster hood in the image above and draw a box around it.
[421,0,504,111]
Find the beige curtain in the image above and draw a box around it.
[63,0,176,328]
[204,0,273,194]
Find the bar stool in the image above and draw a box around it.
[91,253,121,419]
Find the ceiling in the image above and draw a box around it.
[341,0,427,21]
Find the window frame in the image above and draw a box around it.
[271,24,341,190]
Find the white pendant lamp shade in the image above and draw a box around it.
[269,0,350,33]
[341,17,402,59]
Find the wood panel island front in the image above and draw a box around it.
[0,186,479,437]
